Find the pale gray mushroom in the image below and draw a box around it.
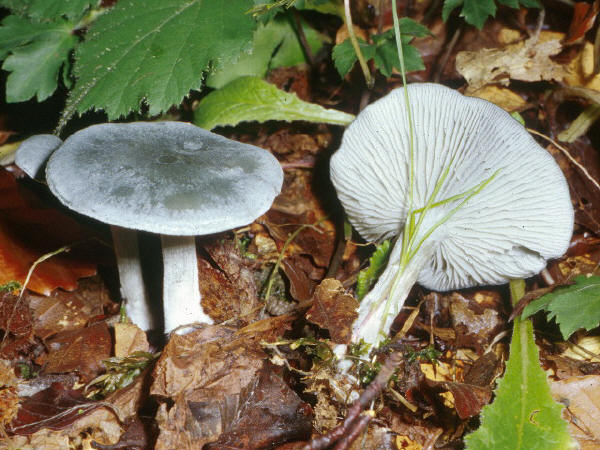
[46,121,283,333]
[331,83,573,350]
[15,134,62,180]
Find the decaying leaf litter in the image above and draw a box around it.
[2,0,600,448]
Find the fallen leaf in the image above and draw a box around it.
[205,366,313,449]
[0,359,19,433]
[551,375,600,449]
[450,293,504,353]
[114,323,149,358]
[465,85,528,112]
[28,277,114,340]
[0,169,98,295]
[39,322,112,382]
[306,278,358,344]
[0,292,32,337]
[198,237,261,324]
[151,325,265,400]
[564,1,600,44]
[456,35,566,91]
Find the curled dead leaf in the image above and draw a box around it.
[306,278,358,344]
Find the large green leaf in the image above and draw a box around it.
[0,15,77,102]
[207,15,327,89]
[522,275,600,339]
[0,0,94,20]
[465,280,574,450]
[194,76,355,129]
[59,0,256,126]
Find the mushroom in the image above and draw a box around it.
[45,121,283,333]
[15,134,62,180]
[330,83,573,351]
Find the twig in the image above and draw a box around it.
[1,244,73,350]
[531,7,545,43]
[527,128,600,193]
[433,25,462,82]
[293,9,315,67]
[303,351,404,450]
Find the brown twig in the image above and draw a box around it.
[527,128,600,193]
[433,25,462,83]
[303,351,404,450]
[293,9,315,67]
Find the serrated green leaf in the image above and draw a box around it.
[194,76,355,129]
[356,240,391,301]
[465,279,574,450]
[0,15,77,101]
[331,38,374,78]
[442,0,463,22]
[522,275,600,339]
[26,0,95,21]
[443,0,539,28]
[4,31,77,102]
[371,31,425,77]
[0,0,94,20]
[332,21,427,79]
[60,0,256,125]
[461,0,496,29]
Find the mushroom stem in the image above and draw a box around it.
[111,226,155,330]
[161,235,213,334]
[351,238,436,348]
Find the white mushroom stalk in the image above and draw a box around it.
[331,83,573,355]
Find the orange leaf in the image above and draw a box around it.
[0,169,97,295]
[565,1,600,44]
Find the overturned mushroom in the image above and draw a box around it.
[331,83,573,351]
[45,121,283,333]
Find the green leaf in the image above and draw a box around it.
[465,279,575,450]
[194,76,355,129]
[332,20,427,79]
[269,16,327,68]
[522,275,600,339]
[356,240,391,301]
[60,0,256,125]
[0,15,77,102]
[0,0,94,20]
[442,0,463,22]
[443,0,540,28]
[206,15,326,89]
[461,0,496,29]
[371,31,425,77]
[331,38,374,78]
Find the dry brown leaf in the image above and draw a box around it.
[28,278,113,340]
[449,293,503,352]
[551,375,600,449]
[151,325,265,401]
[306,278,358,344]
[456,35,566,91]
[0,359,18,433]
[39,322,112,382]
[198,237,261,324]
[465,85,528,112]
[114,323,149,358]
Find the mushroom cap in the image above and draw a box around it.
[330,83,573,290]
[15,134,62,180]
[46,122,283,236]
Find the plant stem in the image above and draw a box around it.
[343,0,374,88]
